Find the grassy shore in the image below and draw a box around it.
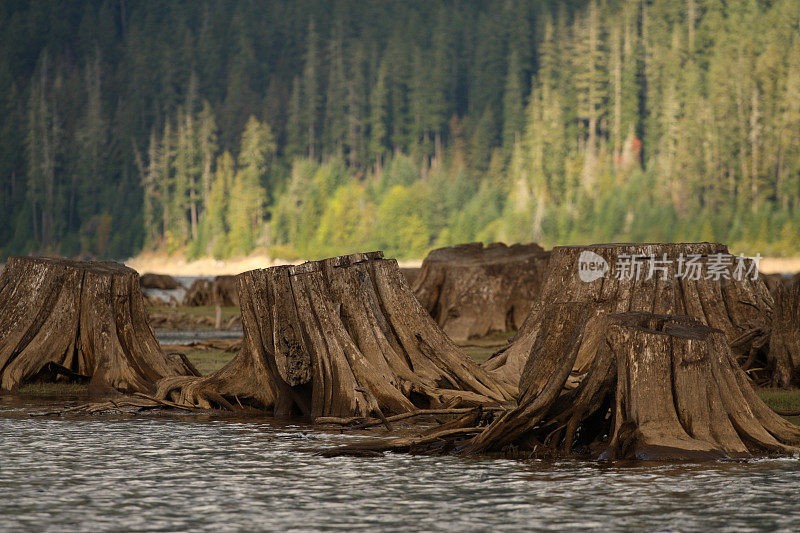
[182,349,234,375]
[146,305,241,330]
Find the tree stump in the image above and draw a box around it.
[182,278,213,306]
[413,242,550,340]
[140,273,180,290]
[400,267,420,286]
[482,243,793,388]
[156,252,514,418]
[467,309,800,459]
[0,257,198,393]
[212,275,240,329]
[212,275,240,307]
[768,282,800,386]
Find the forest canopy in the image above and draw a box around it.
[1,0,799,260]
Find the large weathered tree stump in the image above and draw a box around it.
[413,242,550,340]
[468,309,800,459]
[769,282,800,386]
[0,257,198,393]
[483,243,795,388]
[156,252,514,418]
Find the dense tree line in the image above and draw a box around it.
[1,0,798,260]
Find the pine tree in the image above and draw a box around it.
[302,19,321,159]
[227,116,270,255]
[158,120,173,242]
[502,50,525,151]
[368,60,389,166]
[205,151,234,258]
[141,131,160,247]
[198,101,218,206]
[285,76,304,160]
[75,48,107,230]
[25,51,61,250]
[323,21,347,159]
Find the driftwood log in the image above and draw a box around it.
[483,243,798,389]
[140,272,180,290]
[413,242,550,340]
[0,257,198,393]
[325,310,800,460]
[155,252,514,417]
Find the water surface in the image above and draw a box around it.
[1,400,799,532]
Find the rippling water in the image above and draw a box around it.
[2,401,800,532]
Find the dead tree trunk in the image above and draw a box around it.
[413,242,550,340]
[0,257,198,394]
[468,309,800,459]
[483,243,792,389]
[156,252,515,418]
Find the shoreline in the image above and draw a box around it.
[125,251,423,276]
[125,251,795,276]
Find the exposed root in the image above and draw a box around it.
[334,311,800,461]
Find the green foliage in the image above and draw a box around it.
[311,182,375,258]
[371,185,431,259]
[1,1,800,261]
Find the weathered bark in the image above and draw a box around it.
[156,252,514,417]
[0,257,198,393]
[468,310,800,459]
[413,242,550,340]
[483,243,792,388]
[768,282,800,386]
[140,273,180,290]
